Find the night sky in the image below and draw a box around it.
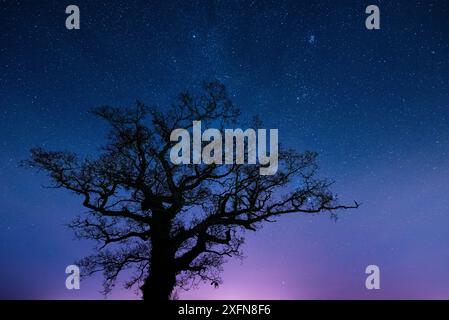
[1,0,449,299]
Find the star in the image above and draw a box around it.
[308,34,316,44]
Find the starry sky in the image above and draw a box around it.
[1,0,449,299]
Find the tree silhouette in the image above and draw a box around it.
[24,81,358,300]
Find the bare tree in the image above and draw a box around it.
[24,81,358,300]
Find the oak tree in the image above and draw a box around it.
[25,81,358,300]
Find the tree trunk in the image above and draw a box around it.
[141,262,176,301]
[141,210,176,301]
